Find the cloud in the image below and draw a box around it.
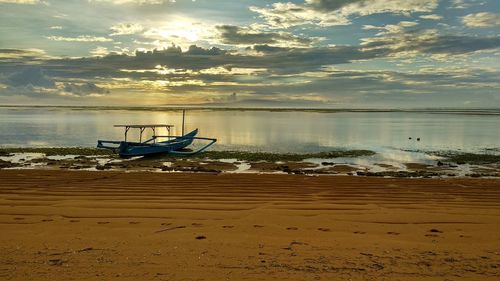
[0,0,41,4]
[2,0,499,107]
[249,3,350,28]
[62,82,110,96]
[4,67,55,88]
[89,0,175,5]
[59,44,373,76]
[1,46,498,107]
[4,30,499,87]
[361,25,500,58]
[0,67,57,98]
[451,0,467,9]
[0,66,110,98]
[305,0,364,11]
[2,14,500,107]
[46,35,113,42]
[419,14,443,20]
[462,12,500,28]
[140,20,214,49]
[250,0,439,27]
[192,66,500,107]
[90,46,110,56]
[0,48,52,61]
[362,21,418,34]
[0,84,59,98]
[308,0,438,14]
[215,25,320,47]
[250,44,289,53]
[110,23,144,36]
[449,0,485,9]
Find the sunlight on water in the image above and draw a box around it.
[0,107,498,153]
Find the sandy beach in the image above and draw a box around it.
[0,170,499,280]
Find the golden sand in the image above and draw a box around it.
[0,170,499,280]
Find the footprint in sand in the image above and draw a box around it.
[287,227,298,230]
[129,221,140,224]
[97,221,110,225]
[317,228,330,232]
[353,231,366,234]
[195,235,206,240]
[222,225,234,229]
[387,232,400,235]
[69,220,80,223]
[41,219,53,222]
[253,225,264,228]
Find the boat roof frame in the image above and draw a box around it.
[114,124,174,129]
[114,124,175,142]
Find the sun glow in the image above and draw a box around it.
[143,18,212,46]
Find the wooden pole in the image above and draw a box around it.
[125,127,129,142]
[182,109,185,136]
[140,128,144,142]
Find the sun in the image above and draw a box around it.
[145,17,210,44]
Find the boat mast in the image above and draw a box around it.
[182,109,185,136]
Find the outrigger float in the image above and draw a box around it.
[97,110,216,158]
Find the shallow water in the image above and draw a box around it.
[0,107,499,153]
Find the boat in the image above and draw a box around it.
[97,111,216,157]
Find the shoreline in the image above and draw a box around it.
[1,170,499,280]
[1,147,499,178]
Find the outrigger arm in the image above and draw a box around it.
[150,136,217,156]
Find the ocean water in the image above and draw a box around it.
[0,107,499,154]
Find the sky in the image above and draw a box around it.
[0,0,499,108]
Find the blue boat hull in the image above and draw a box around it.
[118,129,198,157]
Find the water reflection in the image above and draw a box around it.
[0,107,498,153]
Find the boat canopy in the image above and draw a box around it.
[113,124,174,142]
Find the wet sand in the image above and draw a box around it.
[0,170,499,280]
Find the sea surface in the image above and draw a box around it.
[0,106,499,155]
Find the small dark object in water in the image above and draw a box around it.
[408,137,412,140]
[321,162,335,166]
[195,235,206,240]
[417,138,421,141]
[437,161,444,166]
